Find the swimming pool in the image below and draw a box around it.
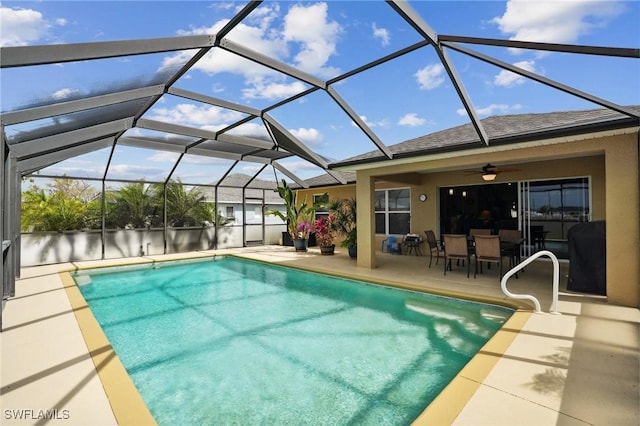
[73,256,513,425]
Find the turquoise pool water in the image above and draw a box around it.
[74,256,512,425]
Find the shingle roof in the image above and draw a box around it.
[296,171,356,189]
[333,106,640,167]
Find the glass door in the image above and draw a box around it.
[439,183,518,237]
[520,177,591,259]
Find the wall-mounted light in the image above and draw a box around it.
[449,188,454,195]
[462,191,467,197]
[482,172,497,181]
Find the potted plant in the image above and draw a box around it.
[314,214,336,255]
[329,198,357,258]
[266,179,316,252]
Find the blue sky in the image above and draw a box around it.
[1,1,639,184]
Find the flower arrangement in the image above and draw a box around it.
[314,215,335,247]
[296,220,313,240]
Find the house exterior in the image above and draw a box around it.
[296,107,640,308]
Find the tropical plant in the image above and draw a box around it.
[266,179,317,241]
[21,178,101,232]
[314,215,335,247]
[151,180,215,227]
[328,198,357,248]
[104,181,158,229]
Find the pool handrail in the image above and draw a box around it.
[501,250,560,314]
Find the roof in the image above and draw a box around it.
[333,106,640,167]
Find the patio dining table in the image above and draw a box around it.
[466,235,526,270]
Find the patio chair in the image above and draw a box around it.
[470,228,492,236]
[498,229,524,277]
[443,234,470,277]
[402,234,422,256]
[381,235,400,254]
[531,225,547,249]
[498,229,521,264]
[424,230,444,268]
[472,235,504,279]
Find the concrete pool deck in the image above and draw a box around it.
[1,246,638,425]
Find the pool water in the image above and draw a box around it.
[74,256,512,425]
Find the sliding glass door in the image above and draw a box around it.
[520,177,591,259]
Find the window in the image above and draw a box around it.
[528,177,590,240]
[375,188,411,235]
[226,206,234,218]
[314,193,329,220]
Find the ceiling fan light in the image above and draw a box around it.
[482,172,497,181]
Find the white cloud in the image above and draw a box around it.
[181,155,228,166]
[226,122,270,139]
[372,23,390,46]
[108,164,168,180]
[494,60,537,87]
[491,0,624,47]
[290,128,323,147]
[398,113,427,127]
[356,115,390,128]
[242,80,307,100]
[147,103,245,127]
[456,103,523,117]
[283,2,342,77]
[415,64,445,90]
[51,88,80,100]
[275,159,323,176]
[147,152,182,163]
[1,5,48,47]
[161,2,341,100]
[0,5,67,47]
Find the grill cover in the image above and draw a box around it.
[567,221,606,295]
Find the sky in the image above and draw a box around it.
[1,0,639,185]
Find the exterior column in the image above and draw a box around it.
[605,135,639,307]
[356,173,376,269]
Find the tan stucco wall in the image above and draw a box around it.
[296,130,639,307]
[603,134,639,306]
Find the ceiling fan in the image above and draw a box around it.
[467,163,520,181]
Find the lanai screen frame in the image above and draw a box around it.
[1,0,638,328]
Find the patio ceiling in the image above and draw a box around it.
[1,0,638,191]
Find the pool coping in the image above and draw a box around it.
[60,272,157,426]
[61,254,532,425]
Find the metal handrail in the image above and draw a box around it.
[500,250,560,314]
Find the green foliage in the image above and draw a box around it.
[21,179,101,232]
[150,181,215,227]
[105,181,158,228]
[22,177,229,232]
[265,179,319,240]
[328,198,357,248]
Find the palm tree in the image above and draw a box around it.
[151,180,214,227]
[329,197,357,249]
[105,181,158,228]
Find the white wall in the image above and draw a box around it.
[21,223,286,266]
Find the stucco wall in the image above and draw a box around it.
[301,130,639,307]
[20,224,286,266]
